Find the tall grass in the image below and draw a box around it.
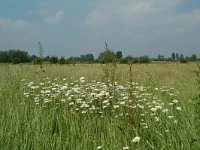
[0,63,199,149]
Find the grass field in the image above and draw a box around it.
[0,63,199,150]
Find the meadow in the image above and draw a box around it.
[0,63,199,150]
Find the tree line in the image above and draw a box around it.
[0,49,199,64]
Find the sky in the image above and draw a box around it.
[0,0,200,58]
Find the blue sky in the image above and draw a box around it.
[0,0,200,58]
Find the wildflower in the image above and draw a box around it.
[176,107,182,111]
[28,82,34,86]
[140,114,145,116]
[69,102,74,105]
[103,100,109,104]
[167,116,174,119]
[162,109,168,113]
[31,85,39,89]
[155,105,162,110]
[138,104,144,109]
[150,108,157,112]
[173,99,178,103]
[81,110,87,114]
[132,136,140,143]
[113,105,120,109]
[165,130,169,133]
[45,90,51,94]
[120,101,126,105]
[44,98,51,103]
[81,103,89,108]
[40,83,44,85]
[154,117,159,122]
[80,77,85,83]
[105,92,110,96]
[21,79,25,82]
[61,86,67,90]
[96,145,103,149]
[103,105,107,109]
[61,99,66,102]
[122,146,129,150]
[35,99,39,102]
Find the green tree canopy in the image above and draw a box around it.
[98,50,116,63]
[116,51,123,59]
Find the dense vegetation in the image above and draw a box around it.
[0,49,199,64]
[0,63,200,149]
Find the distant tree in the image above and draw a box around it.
[125,55,133,61]
[132,57,140,64]
[158,54,165,61]
[176,53,179,61]
[80,54,94,62]
[171,52,175,61]
[119,58,129,64]
[98,50,116,63]
[179,54,187,63]
[0,49,29,63]
[139,55,150,63]
[44,56,50,62]
[49,56,59,64]
[116,51,123,59]
[180,54,184,60]
[118,55,133,64]
[191,54,197,61]
[12,58,21,64]
[68,56,81,61]
[33,57,43,65]
[29,55,37,62]
[85,54,94,61]
[59,57,65,64]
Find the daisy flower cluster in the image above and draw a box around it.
[21,76,182,147]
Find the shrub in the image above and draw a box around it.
[12,58,21,64]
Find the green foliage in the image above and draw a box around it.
[139,55,150,63]
[33,57,43,65]
[157,54,165,61]
[116,51,123,59]
[80,54,94,63]
[180,58,188,63]
[98,50,116,64]
[171,52,176,61]
[0,49,29,63]
[191,54,197,61]
[0,64,199,149]
[59,57,66,64]
[194,64,200,142]
[132,56,150,64]
[49,56,59,64]
[12,58,21,64]
[119,58,129,64]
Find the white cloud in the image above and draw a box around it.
[85,0,184,26]
[85,9,105,26]
[44,10,65,24]
[83,0,200,57]
[85,0,200,33]
[0,17,28,29]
